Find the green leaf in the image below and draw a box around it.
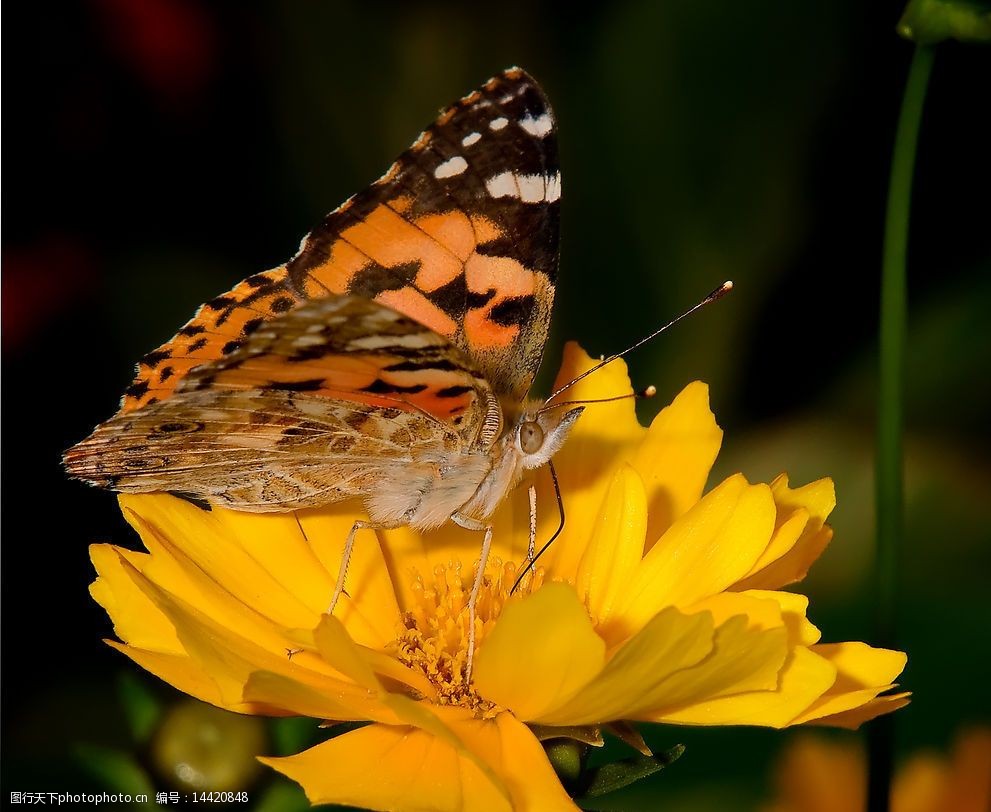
[579,744,685,799]
[117,671,163,744]
[898,0,991,43]
[73,744,155,798]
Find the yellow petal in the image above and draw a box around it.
[378,699,520,805]
[262,711,577,812]
[538,343,645,582]
[121,494,404,650]
[575,465,647,628]
[314,614,380,689]
[613,475,776,633]
[444,711,579,811]
[294,507,404,647]
[808,692,912,729]
[261,723,511,812]
[116,526,308,663]
[114,519,373,689]
[118,555,393,722]
[242,670,395,723]
[120,509,429,697]
[90,543,182,654]
[773,474,836,523]
[734,476,835,591]
[685,591,786,634]
[533,607,713,726]
[684,590,822,650]
[812,642,907,686]
[473,583,605,720]
[548,343,643,448]
[105,641,258,714]
[650,645,836,728]
[634,615,790,724]
[120,494,327,627]
[789,642,908,725]
[738,507,810,581]
[631,381,723,547]
[754,590,821,646]
[310,614,437,700]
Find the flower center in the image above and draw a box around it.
[395,557,544,715]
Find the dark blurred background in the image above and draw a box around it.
[3,2,989,809]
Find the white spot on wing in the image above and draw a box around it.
[433,156,468,179]
[519,113,553,137]
[489,117,508,131]
[517,174,546,203]
[485,171,562,203]
[461,132,482,147]
[485,171,517,199]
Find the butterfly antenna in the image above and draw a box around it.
[511,460,565,595]
[544,281,733,405]
[537,386,656,415]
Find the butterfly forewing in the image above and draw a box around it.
[121,68,559,414]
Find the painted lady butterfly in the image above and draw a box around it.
[65,68,579,666]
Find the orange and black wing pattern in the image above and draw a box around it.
[63,295,502,509]
[171,294,498,432]
[121,67,560,414]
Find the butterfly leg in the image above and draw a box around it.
[450,512,493,681]
[326,520,380,616]
[526,483,538,575]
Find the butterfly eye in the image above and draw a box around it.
[519,421,545,454]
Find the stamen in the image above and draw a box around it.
[395,557,544,715]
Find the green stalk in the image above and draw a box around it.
[868,43,934,812]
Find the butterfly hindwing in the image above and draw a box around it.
[122,67,559,414]
[63,390,453,511]
[64,295,501,510]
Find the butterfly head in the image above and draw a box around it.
[512,403,584,471]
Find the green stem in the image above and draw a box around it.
[868,43,934,812]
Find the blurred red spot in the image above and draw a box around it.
[2,239,96,353]
[93,0,215,104]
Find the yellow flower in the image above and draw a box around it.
[90,343,909,811]
[764,728,991,812]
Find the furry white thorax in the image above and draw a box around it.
[362,401,584,531]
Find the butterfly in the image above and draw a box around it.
[64,68,582,669]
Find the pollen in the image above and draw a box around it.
[395,557,544,715]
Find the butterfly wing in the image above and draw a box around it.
[64,295,501,511]
[122,67,559,414]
